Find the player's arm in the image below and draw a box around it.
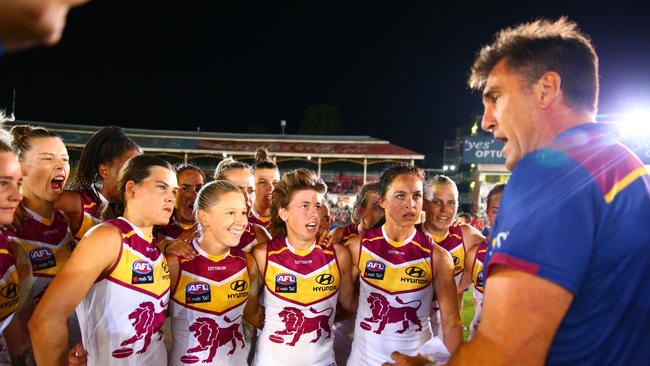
[54,190,83,234]
[28,223,122,365]
[253,224,271,247]
[446,266,573,366]
[166,254,180,291]
[458,244,479,294]
[458,224,485,295]
[461,224,485,253]
[346,235,362,281]
[433,244,462,354]
[327,226,344,245]
[243,253,264,329]
[251,242,267,277]
[164,230,197,260]
[334,243,358,313]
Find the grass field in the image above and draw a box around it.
[460,287,476,340]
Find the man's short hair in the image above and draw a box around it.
[468,17,599,113]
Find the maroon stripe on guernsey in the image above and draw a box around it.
[362,226,433,266]
[429,224,463,252]
[266,237,336,276]
[78,189,103,219]
[107,218,161,261]
[236,222,257,251]
[343,223,359,238]
[159,220,194,240]
[5,211,69,244]
[547,126,646,197]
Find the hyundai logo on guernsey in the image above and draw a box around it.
[186,281,211,304]
[364,260,386,280]
[275,273,297,293]
[131,260,154,284]
[405,266,426,278]
[230,280,248,292]
[29,247,56,271]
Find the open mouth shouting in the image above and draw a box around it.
[50,175,66,193]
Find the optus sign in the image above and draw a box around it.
[463,136,505,164]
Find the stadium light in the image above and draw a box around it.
[609,106,650,136]
[450,165,456,171]
[307,155,312,160]
[222,152,227,158]
[443,165,449,171]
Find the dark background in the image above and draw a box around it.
[1,1,649,166]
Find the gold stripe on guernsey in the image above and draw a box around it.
[123,230,154,244]
[604,166,649,203]
[82,202,97,209]
[173,267,249,314]
[268,246,289,257]
[359,247,432,294]
[109,245,169,298]
[265,260,340,305]
[365,236,431,254]
[0,249,8,255]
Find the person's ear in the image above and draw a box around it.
[279,207,289,222]
[535,71,562,108]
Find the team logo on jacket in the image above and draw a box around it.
[29,247,56,271]
[275,273,297,293]
[364,260,386,280]
[131,260,154,284]
[186,281,211,304]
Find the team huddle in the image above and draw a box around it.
[0,123,498,365]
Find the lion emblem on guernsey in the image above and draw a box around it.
[272,306,333,346]
[184,315,245,363]
[116,301,166,355]
[361,292,422,334]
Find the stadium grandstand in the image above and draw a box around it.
[7,120,425,226]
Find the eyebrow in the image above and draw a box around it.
[156,181,178,189]
[482,86,498,99]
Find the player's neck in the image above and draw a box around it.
[286,232,314,250]
[252,202,270,217]
[198,235,229,257]
[21,194,54,219]
[383,221,414,242]
[174,212,195,227]
[122,208,154,238]
[423,221,448,241]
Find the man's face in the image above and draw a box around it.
[481,59,540,171]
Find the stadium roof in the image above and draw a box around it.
[10,120,424,164]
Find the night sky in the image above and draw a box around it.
[1,1,648,165]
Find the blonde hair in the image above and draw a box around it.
[194,180,243,231]
[214,157,252,180]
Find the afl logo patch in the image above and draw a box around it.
[29,247,56,271]
[186,281,211,304]
[405,266,426,278]
[131,260,154,284]
[230,280,248,292]
[364,260,386,280]
[477,270,485,288]
[316,274,335,285]
[275,273,297,293]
